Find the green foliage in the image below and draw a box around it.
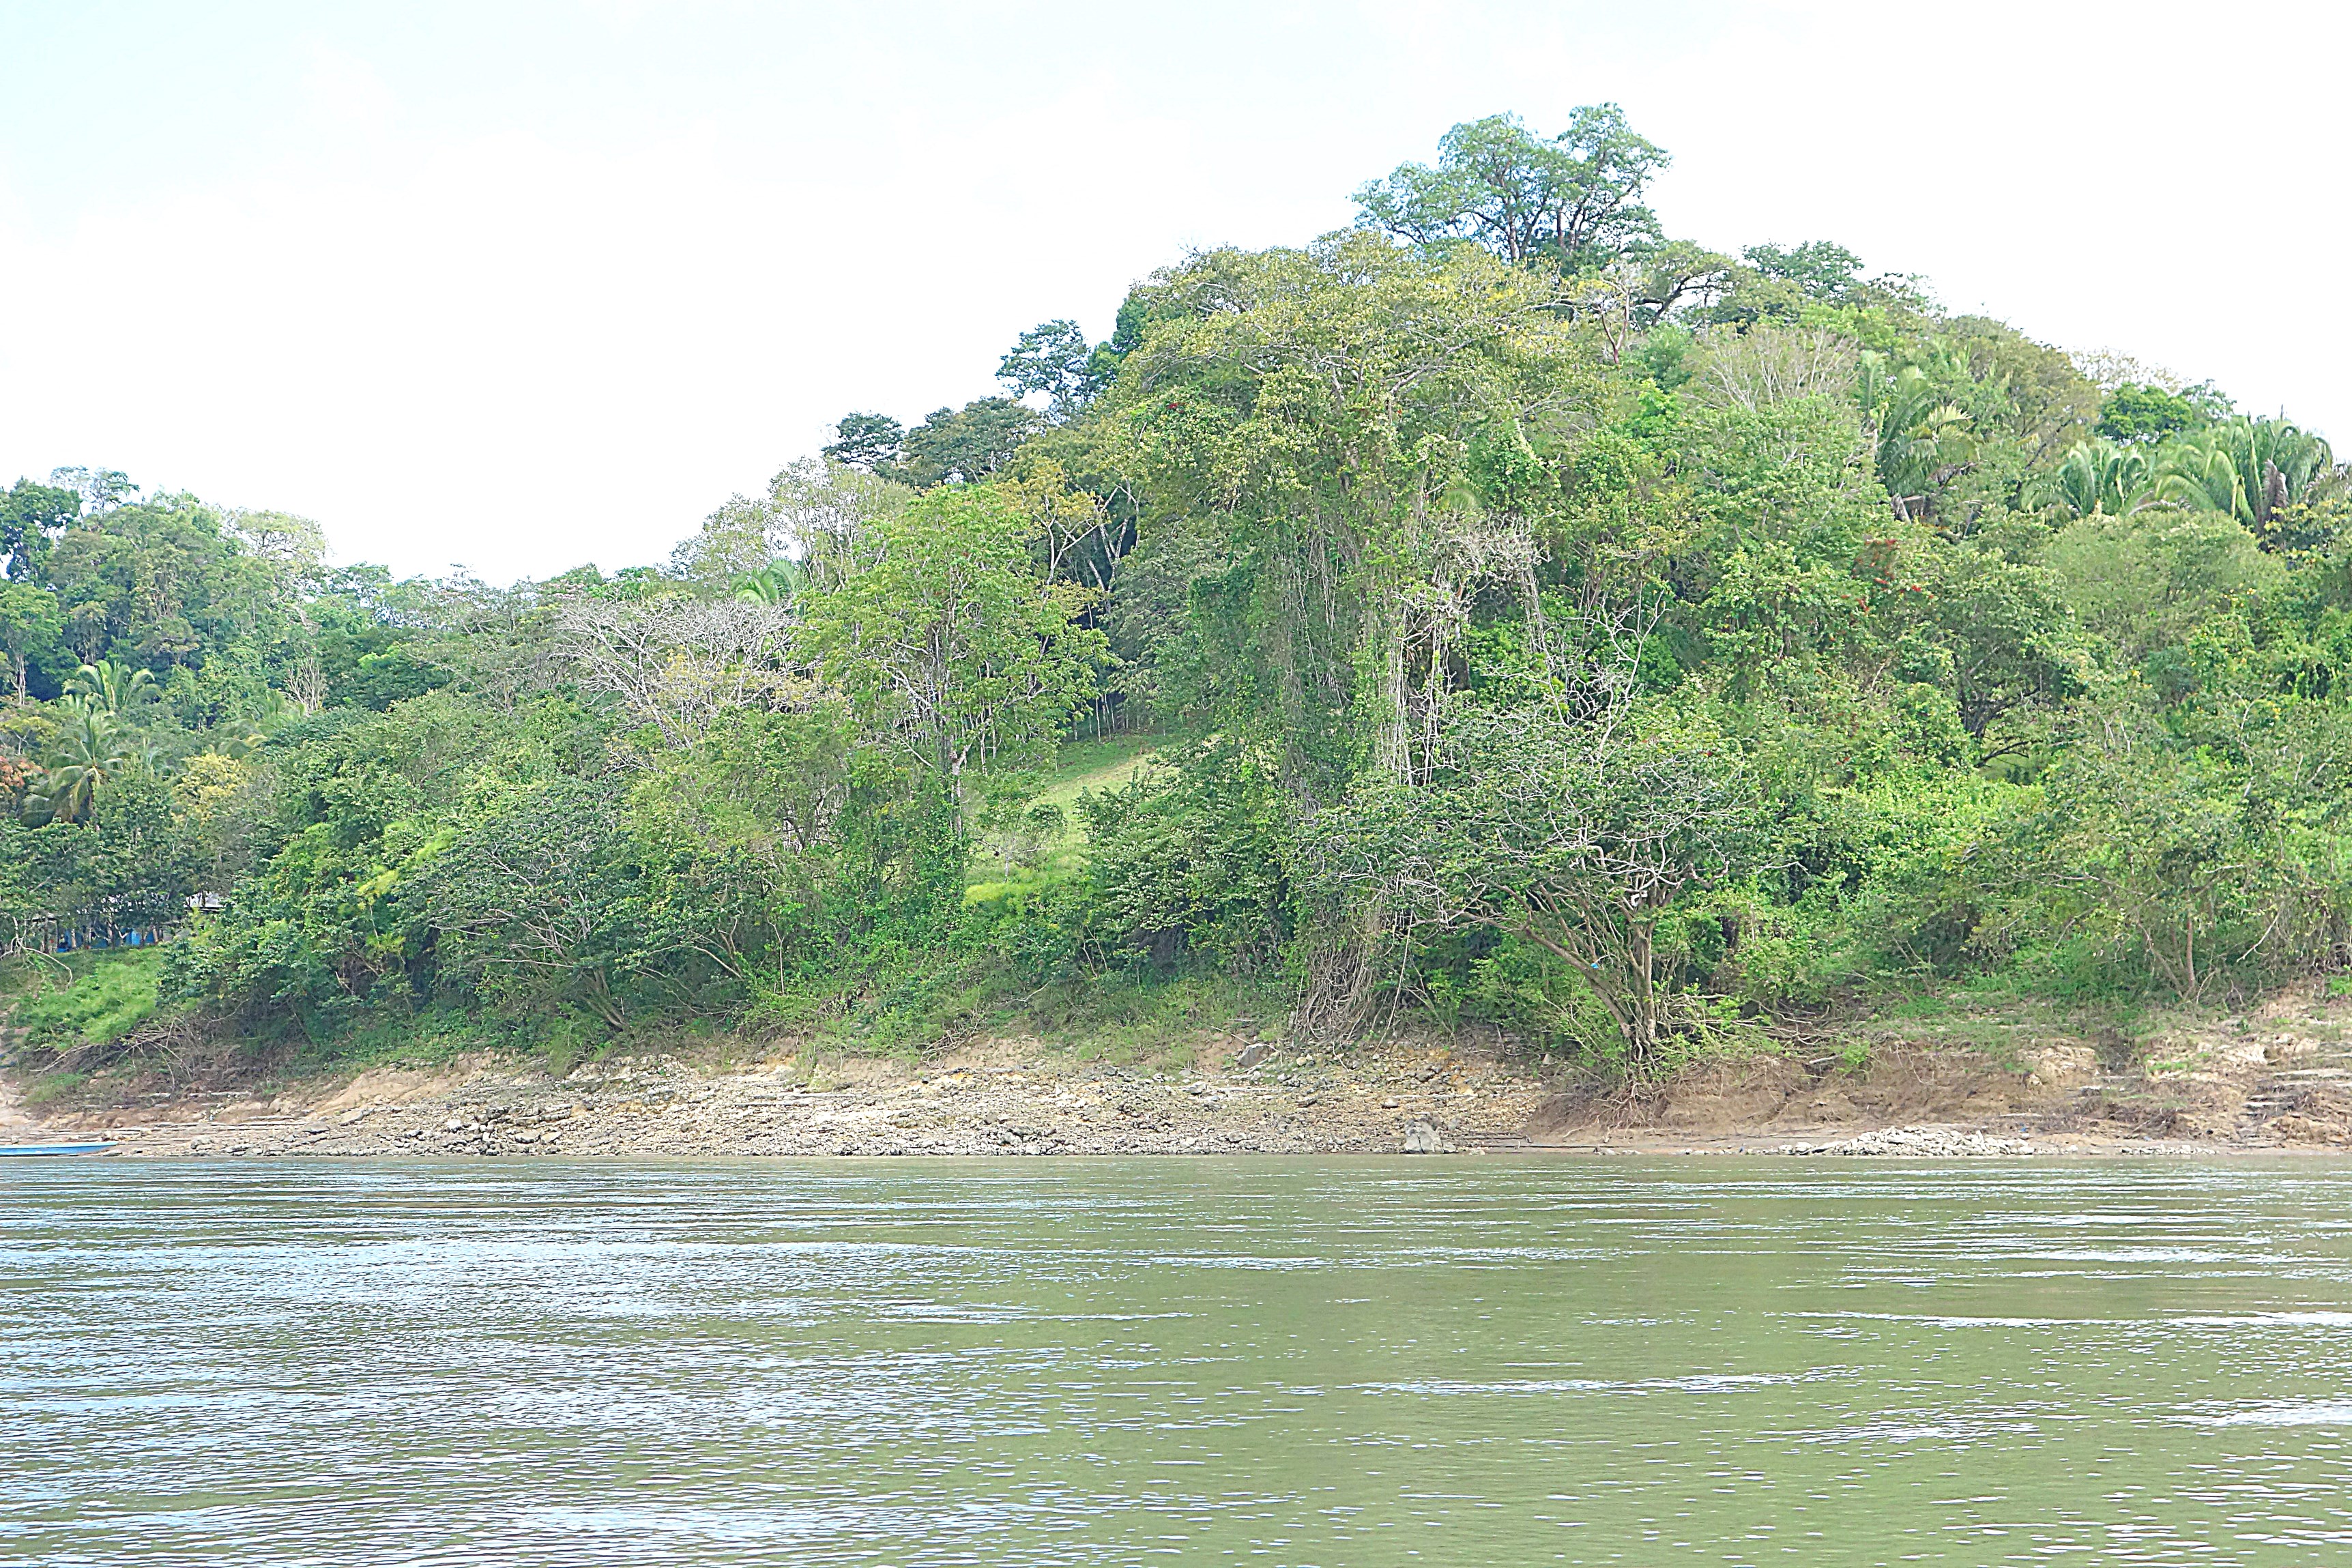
[2044,510,2277,663]
[796,482,1106,820]
[409,779,643,1023]
[895,398,1043,489]
[1108,228,1598,800]
[1979,704,2352,1002]
[23,1070,89,1105]
[1704,242,1932,331]
[5,950,162,1051]
[1354,106,1669,270]
[822,411,905,474]
[17,110,2352,1089]
[2032,438,2153,519]
[3,770,199,953]
[161,689,587,1030]
[1,479,82,581]
[2097,382,2206,445]
[1743,241,1864,302]
[998,319,1109,422]
[1318,699,1765,1064]
[1077,749,1291,974]
[0,579,65,700]
[2153,417,2334,529]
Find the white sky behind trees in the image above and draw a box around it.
[0,0,2340,582]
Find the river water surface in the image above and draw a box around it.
[7,1158,2352,1565]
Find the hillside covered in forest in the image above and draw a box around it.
[5,106,2347,1090]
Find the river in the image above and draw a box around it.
[6,1158,2352,1565]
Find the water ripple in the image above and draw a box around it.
[6,1157,2352,1565]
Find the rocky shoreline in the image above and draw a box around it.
[14,988,2352,1161]
[35,1041,1558,1160]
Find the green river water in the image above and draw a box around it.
[6,1158,2352,1565]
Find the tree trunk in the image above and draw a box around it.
[1373,598,1410,785]
[1627,918,1657,1062]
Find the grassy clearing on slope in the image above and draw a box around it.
[1,948,163,1054]
[1029,732,1161,831]
[971,731,1163,892]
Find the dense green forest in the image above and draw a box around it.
[7,106,2349,1079]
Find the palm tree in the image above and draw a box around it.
[64,658,156,715]
[2153,418,2333,529]
[1861,340,1989,522]
[730,558,806,606]
[2030,439,2156,519]
[33,704,137,824]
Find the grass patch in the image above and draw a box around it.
[1021,968,1283,1069]
[973,732,1164,884]
[753,942,1277,1073]
[3,949,162,1052]
[756,947,1021,1061]
[24,1070,90,1105]
[1033,731,1162,815]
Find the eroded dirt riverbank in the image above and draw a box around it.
[23,1038,1548,1159]
[14,985,2352,1158]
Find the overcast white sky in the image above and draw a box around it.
[1,1,2342,581]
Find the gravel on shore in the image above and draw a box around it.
[67,1043,1551,1159]
[1801,1126,2039,1157]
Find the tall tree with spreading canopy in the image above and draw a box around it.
[1108,231,1601,802]
[1353,106,1669,272]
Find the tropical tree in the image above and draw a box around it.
[998,460,1126,586]
[36,492,293,669]
[1353,106,1670,271]
[998,319,1107,422]
[731,559,805,605]
[412,779,645,1026]
[2153,418,2334,530]
[796,482,1105,829]
[822,412,906,474]
[1111,230,1597,798]
[1860,340,1986,522]
[2095,381,2215,445]
[1,478,80,579]
[0,581,63,700]
[897,398,1043,488]
[0,753,40,817]
[670,457,910,594]
[65,658,157,714]
[1318,700,1763,1066]
[33,705,140,824]
[2031,439,2155,519]
[1743,240,1865,302]
[557,598,805,749]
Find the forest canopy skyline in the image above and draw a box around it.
[2,108,2297,591]
[1,0,2340,582]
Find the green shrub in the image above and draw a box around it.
[1077,747,1290,974]
[9,950,162,1051]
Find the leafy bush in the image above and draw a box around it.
[8,950,162,1051]
[1077,747,1290,974]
